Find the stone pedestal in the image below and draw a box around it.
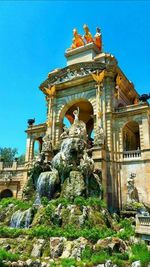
[65,43,101,66]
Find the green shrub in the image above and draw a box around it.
[74,196,86,206]
[117,227,134,240]
[86,197,106,208]
[130,243,150,266]
[51,198,71,207]
[0,197,32,210]
[45,203,55,218]
[0,248,19,262]
[41,197,49,206]
[117,218,135,240]
[60,258,77,267]
[91,251,109,264]
[0,226,25,238]
[119,218,132,228]
[81,245,93,260]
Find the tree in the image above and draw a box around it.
[18,154,25,164]
[0,147,18,162]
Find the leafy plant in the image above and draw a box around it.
[130,243,150,266]
[41,197,49,206]
[0,198,32,210]
[0,248,19,263]
[60,258,77,267]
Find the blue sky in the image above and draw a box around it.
[0,1,150,155]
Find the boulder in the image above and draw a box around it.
[94,237,127,253]
[60,241,73,258]
[105,260,113,267]
[50,237,66,258]
[26,259,33,267]
[70,237,88,260]
[31,239,45,258]
[131,261,141,267]
[61,171,86,199]
[17,261,26,267]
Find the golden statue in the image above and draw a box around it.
[71,28,85,49]
[94,27,102,51]
[83,24,94,44]
[91,70,105,85]
[43,85,56,98]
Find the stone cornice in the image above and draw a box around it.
[116,67,139,101]
[25,123,47,134]
[39,61,106,91]
[114,103,150,118]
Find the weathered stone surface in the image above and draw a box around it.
[26,259,33,266]
[105,260,113,267]
[31,239,45,258]
[70,237,88,260]
[61,171,86,199]
[131,261,141,267]
[50,237,66,258]
[60,240,73,258]
[94,237,127,253]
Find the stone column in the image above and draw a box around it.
[105,70,118,210]
[142,117,150,149]
[0,161,3,170]
[25,135,34,162]
[46,88,57,146]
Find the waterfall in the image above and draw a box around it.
[34,192,42,208]
[36,171,59,200]
[10,208,33,228]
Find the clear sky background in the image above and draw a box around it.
[0,0,150,156]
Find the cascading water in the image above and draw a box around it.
[36,170,59,199]
[10,208,33,228]
[34,192,42,207]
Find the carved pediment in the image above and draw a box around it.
[39,62,106,91]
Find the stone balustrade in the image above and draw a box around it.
[137,216,150,226]
[0,161,26,171]
[123,150,141,159]
[135,215,150,236]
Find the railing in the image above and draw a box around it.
[3,162,13,168]
[123,150,141,159]
[137,216,150,226]
[0,161,27,171]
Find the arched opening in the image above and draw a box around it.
[33,138,42,158]
[62,100,94,139]
[123,121,140,151]
[0,189,13,199]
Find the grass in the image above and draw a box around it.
[0,224,114,242]
[116,218,135,240]
[41,196,106,209]
[0,249,19,266]
[0,198,32,210]
[130,243,150,267]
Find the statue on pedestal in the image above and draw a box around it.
[73,107,79,122]
[83,24,94,44]
[127,173,139,203]
[71,29,85,49]
[94,27,102,51]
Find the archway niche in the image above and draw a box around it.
[0,189,13,199]
[123,121,140,151]
[62,100,94,140]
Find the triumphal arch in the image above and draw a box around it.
[1,25,150,211]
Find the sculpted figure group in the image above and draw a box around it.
[71,24,102,51]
